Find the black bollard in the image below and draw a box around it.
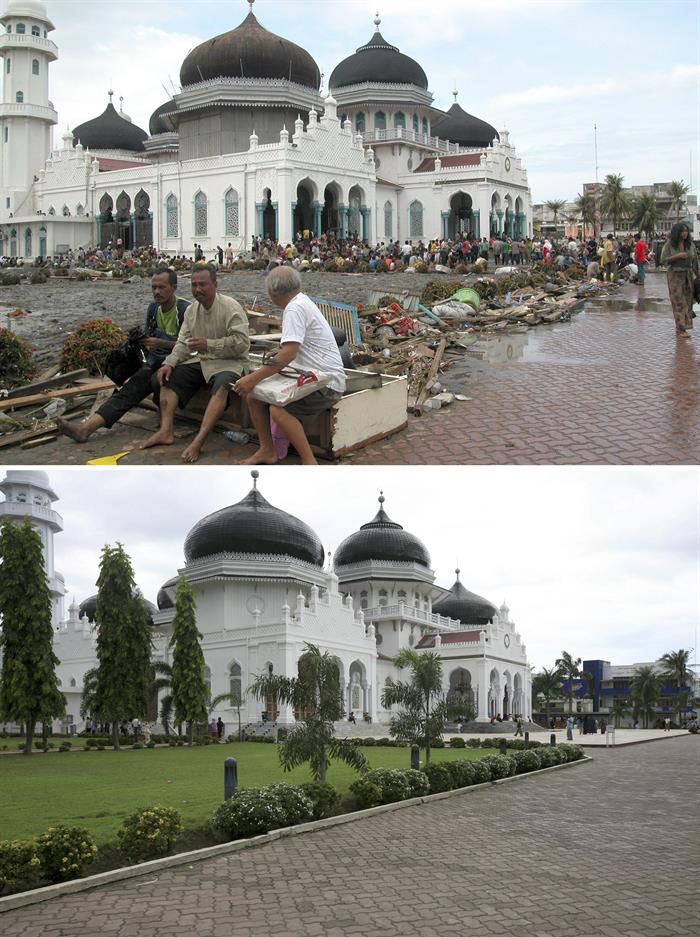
[499,738,507,755]
[224,757,238,800]
[411,743,420,770]
[524,731,529,749]
[550,733,556,747]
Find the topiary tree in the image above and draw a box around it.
[0,516,65,754]
[169,576,209,745]
[381,649,447,764]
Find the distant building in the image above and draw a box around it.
[582,181,692,237]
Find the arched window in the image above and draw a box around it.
[224,188,239,236]
[76,203,84,216]
[229,662,242,705]
[378,588,388,608]
[61,205,70,217]
[374,111,386,130]
[355,112,365,133]
[48,206,55,215]
[194,191,207,236]
[409,200,423,237]
[24,228,32,257]
[384,200,392,238]
[412,114,419,133]
[397,590,406,601]
[32,58,39,75]
[5,24,10,33]
[394,111,406,130]
[31,25,40,36]
[166,193,178,237]
[422,117,429,135]
[15,91,23,103]
[69,677,76,687]
[15,22,25,34]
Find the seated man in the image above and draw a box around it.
[140,263,250,462]
[233,266,346,466]
[57,268,189,442]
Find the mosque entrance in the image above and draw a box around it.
[115,191,132,250]
[448,191,473,239]
[262,189,277,240]
[133,189,152,248]
[321,183,340,236]
[294,181,314,238]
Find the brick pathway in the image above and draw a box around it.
[3,736,699,937]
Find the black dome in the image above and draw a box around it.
[432,571,496,626]
[330,26,428,91]
[79,592,157,624]
[157,576,178,610]
[73,101,148,152]
[149,100,177,135]
[180,10,320,89]
[184,477,324,567]
[334,494,430,568]
[432,102,498,148]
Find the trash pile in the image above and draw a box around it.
[351,264,619,414]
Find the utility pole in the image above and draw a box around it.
[594,123,599,184]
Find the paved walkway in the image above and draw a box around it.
[444,728,690,747]
[3,736,698,937]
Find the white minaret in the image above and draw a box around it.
[0,469,66,628]
[0,1,58,220]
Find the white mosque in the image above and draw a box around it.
[0,470,533,736]
[0,0,532,258]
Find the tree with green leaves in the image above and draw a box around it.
[79,667,98,724]
[250,643,368,782]
[555,652,583,712]
[599,174,632,235]
[659,649,693,725]
[92,544,153,750]
[545,199,567,231]
[574,192,598,238]
[169,576,208,745]
[611,699,628,728]
[668,180,690,221]
[210,667,245,742]
[0,516,65,754]
[629,665,660,728]
[582,669,597,711]
[381,649,446,764]
[532,667,562,721]
[151,661,173,735]
[630,193,660,238]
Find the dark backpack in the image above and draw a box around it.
[104,326,146,386]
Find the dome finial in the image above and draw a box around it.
[251,469,259,490]
[374,10,381,26]
[378,490,385,505]
[453,84,458,103]
[248,0,255,11]
[108,88,114,103]
[455,567,460,580]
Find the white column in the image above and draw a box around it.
[476,658,489,722]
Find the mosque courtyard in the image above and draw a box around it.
[2,269,698,465]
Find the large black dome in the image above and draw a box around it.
[184,475,324,567]
[157,576,178,610]
[330,23,428,91]
[180,10,320,89]
[79,592,157,624]
[432,101,498,148]
[73,100,148,152]
[149,100,177,136]
[334,494,430,568]
[432,571,496,626]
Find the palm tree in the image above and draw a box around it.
[599,174,632,235]
[532,667,562,721]
[582,670,597,711]
[210,684,246,742]
[555,652,582,712]
[630,193,660,238]
[381,649,446,764]
[79,667,98,725]
[659,649,693,725]
[545,199,566,232]
[668,180,690,221]
[629,665,660,729]
[611,700,628,728]
[151,661,173,735]
[574,192,597,238]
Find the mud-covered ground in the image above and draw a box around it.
[1,270,437,368]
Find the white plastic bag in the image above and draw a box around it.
[248,368,332,407]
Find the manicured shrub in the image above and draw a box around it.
[402,769,430,797]
[132,742,144,750]
[0,840,41,893]
[422,762,452,794]
[557,743,584,763]
[212,788,287,840]
[265,785,314,826]
[349,777,383,809]
[0,327,37,389]
[445,759,476,789]
[376,738,392,747]
[58,743,71,752]
[117,806,183,863]
[449,737,466,748]
[431,738,445,748]
[481,754,517,780]
[535,746,565,768]
[511,749,542,774]
[36,826,97,883]
[361,737,375,746]
[299,781,342,820]
[146,740,156,749]
[466,738,482,747]
[363,769,411,804]
[469,760,492,785]
[59,319,125,376]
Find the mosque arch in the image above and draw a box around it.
[228,660,242,704]
[355,112,365,133]
[502,669,513,718]
[490,191,502,234]
[9,228,16,255]
[193,190,208,237]
[38,226,47,258]
[224,187,240,237]
[115,191,131,222]
[503,194,514,238]
[348,184,365,239]
[488,667,501,718]
[98,193,113,222]
[409,199,423,238]
[23,227,32,257]
[514,196,524,237]
[513,672,523,717]
[32,58,39,75]
[76,203,84,216]
[422,117,429,136]
[447,667,474,717]
[260,187,276,239]
[321,181,341,235]
[384,200,393,239]
[134,189,150,219]
[61,205,70,217]
[393,111,406,130]
[412,113,419,134]
[447,190,473,239]
[374,110,386,131]
[348,660,366,715]
[47,206,55,215]
[294,177,316,236]
[165,193,178,237]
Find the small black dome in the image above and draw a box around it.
[432,571,496,626]
[330,24,428,91]
[334,494,430,568]
[184,476,324,567]
[149,100,177,135]
[432,102,498,148]
[180,10,320,89]
[157,576,178,610]
[73,100,148,152]
[79,592,157,624]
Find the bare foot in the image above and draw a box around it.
[139,429,176,450]
[56,417,90,443]
[181,440,203,463]
[238,447,279,465]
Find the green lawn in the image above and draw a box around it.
[0,743,496,844]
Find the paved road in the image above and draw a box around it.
[3,736,699,937]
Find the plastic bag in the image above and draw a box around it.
[249,367,331,406]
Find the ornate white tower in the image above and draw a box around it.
[0,1,58,220]
[0,469,66,628]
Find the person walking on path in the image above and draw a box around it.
[514,715,524,737]
[566,715,575,741]
[633,234,649,285]
[600,235,615,281]
[660,222,698,337]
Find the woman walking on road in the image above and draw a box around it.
[660,222,698,337]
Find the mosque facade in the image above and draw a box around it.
[0,470,533,735]
[0,0,532,258]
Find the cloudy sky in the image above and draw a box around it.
[5,466,698,673]
[15,0,700,201]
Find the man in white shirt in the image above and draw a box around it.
[234,266,346,465]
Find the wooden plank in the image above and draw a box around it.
[5,369,89,400]
[21,434,57,449]
[0,380,114,412]
[413,338,446,415]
